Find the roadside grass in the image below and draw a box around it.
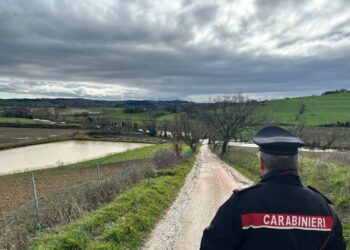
[64,143,172,169]
[211,145,350,246]
[30,155,196,249]
[257,92,350,125]
[87,134,164,144]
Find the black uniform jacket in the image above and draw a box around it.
[200,170,346,250]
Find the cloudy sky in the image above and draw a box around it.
[0,0,349,101]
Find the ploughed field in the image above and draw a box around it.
[0,159,147,216]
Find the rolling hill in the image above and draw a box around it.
[258,92,350,126]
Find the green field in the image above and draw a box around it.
[0,117,44,124]
[63,108,177,124]
[105,108,176,122]
[258,92,350,125]
[213,146,350,247]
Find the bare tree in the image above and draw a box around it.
[206,124,221,149]
[203,95,257,154]
[83,116,94,129]
[160,121,170,138]
[322,132,338,150]
[292,104,306,138]
[170,114,182,141]
[177,113,204,152]
[142,111,157,137]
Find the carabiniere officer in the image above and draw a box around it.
[200,125,346,250]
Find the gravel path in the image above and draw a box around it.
[143,145,253,250]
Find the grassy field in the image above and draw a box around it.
[30,153,196,249]
[0,117,44,124]
[213,145,350,246]
[61,108,177,127]
[258,92,350,125]
[0,127,78,148]
[0,144,171,215]
[57,107,103,116]
[0,117,80,128]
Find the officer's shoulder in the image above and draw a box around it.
[307,185,333,205]
[233,183,261,195]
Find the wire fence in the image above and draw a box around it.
[0,149,192,249]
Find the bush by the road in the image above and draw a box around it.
[153,149,177,169]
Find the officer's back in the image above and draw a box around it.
[200,126,346,250]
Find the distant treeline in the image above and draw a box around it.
[0,123,80,129]
[321,89,349,95]
[321,121,350,128]
[0,98,195,109]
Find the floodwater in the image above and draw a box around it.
[0,140,151,175]
[228,141,346,153]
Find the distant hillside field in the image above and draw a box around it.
[258,92,350,125]
[104,108,176,122]
[63,107,177,124]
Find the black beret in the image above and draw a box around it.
[253,125,305,156]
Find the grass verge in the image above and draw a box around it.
[30,156,196,249]
[211,146,350,247]
[63,143,172,169]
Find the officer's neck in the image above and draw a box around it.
[259,163,300,176]
[260,169,302,187]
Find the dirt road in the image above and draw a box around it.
[143,145,253,250]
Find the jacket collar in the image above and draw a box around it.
[260,169,303,187]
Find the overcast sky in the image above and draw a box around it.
[0,0,349,101]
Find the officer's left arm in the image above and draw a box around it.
[326,213,346,250]
[200,195,242,250]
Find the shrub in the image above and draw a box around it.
[153,149,177,169]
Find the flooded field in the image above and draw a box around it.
[0,140,151,175]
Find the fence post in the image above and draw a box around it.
[97,164,101,181]
[31,174,41,229]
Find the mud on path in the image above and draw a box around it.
[143,145,253,250]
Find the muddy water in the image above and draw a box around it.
[0,140,151,175]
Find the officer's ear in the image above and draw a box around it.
[259,156,266,174]
[296,161,300,172]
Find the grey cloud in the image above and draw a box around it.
[0,0,349,100]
